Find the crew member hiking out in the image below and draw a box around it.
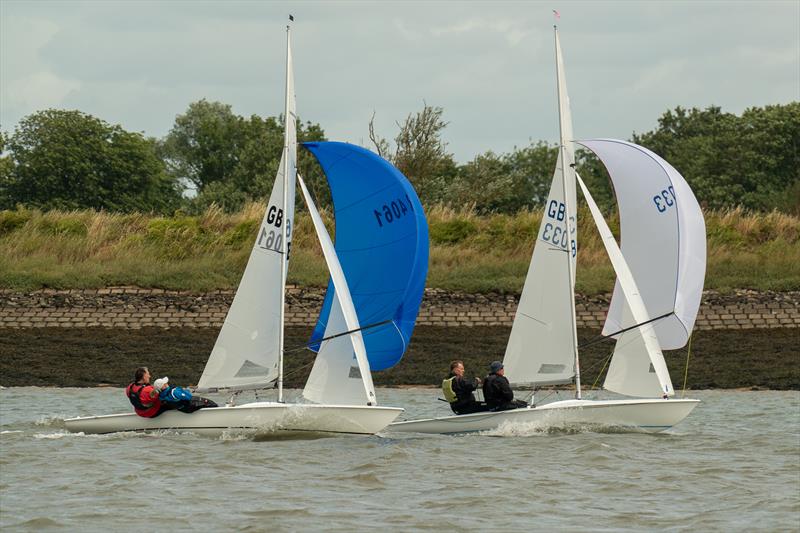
[126,367,217,418]
[483,361,528,411]
[442,360,490,415]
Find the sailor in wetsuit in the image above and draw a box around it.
[442,360,490,415]
[483,361,528,411]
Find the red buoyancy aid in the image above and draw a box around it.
[125,382,161,418]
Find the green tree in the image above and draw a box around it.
[575,148,615,213]
[446,142,559,213]
[2,109,181,212]
[162,100,327,213]
[447,151,511,211]
[226,115,328,208]
[505,141,560,209]
[370,104,458,204]
[633,103,800,211]
[159,100,246,192]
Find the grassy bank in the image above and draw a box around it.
[1,205,798,294]
[1,327,797,389]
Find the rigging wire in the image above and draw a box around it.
[518,346,615,405]
[681,333,694,398]
[590,349,615,391]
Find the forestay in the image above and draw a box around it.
[196,46,298,392]
[303,142,429,371]
[298,174,376,406]
[578,139,706,350]
[503,28,578,387]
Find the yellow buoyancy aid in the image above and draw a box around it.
[442,376,457,403]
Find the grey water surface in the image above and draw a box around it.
[1,388,798,531]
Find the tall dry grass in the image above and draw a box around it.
[0,204,797,293]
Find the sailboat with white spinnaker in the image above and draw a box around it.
[388,24,704,435]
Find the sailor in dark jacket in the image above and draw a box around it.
[483,361,528,411]
[442,360,490,415]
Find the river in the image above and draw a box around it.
[1,388,798,531]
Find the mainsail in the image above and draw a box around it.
[503,26,578,386]
[196,22,297,392]
[303,142,429,371]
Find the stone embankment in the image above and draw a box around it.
[1,287,798,330]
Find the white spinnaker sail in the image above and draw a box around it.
[196,29,298,392]
[298,175,377,406]
[577,172,674,397]
[503,27,578,386]
[578,139,706,349]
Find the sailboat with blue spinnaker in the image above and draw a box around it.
[65,20,428,437]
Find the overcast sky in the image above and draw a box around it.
[1,0,798,162]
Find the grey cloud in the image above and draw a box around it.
[1,0,798,162]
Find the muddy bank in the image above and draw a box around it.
[1,327,797,390]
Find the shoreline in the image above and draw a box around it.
[1,288,798,332]
[2,326,797,390]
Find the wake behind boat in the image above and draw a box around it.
[388,24,704,436]
[66,19,428,437]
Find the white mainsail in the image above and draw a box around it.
[196,25,297,392]
[298,175,377,406]
[576,172,674,397]
[503,26,578,386]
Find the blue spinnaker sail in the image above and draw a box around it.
[302,141,429,371]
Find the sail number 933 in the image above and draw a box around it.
[374,195,414,228]
[541,200,576,257]
[653,186,676,213]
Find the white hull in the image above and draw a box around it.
[64,402,403,437]
[387,398,699,435]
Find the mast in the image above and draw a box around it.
[554,25,582,399]
[277,18,292,403]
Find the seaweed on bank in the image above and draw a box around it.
[0,326,797,390]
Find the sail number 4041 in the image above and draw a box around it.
[374,195,414,227]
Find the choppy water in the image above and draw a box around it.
[1,387,798,531]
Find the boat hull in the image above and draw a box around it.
[386,398,699,434]
[64,402,403,436]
